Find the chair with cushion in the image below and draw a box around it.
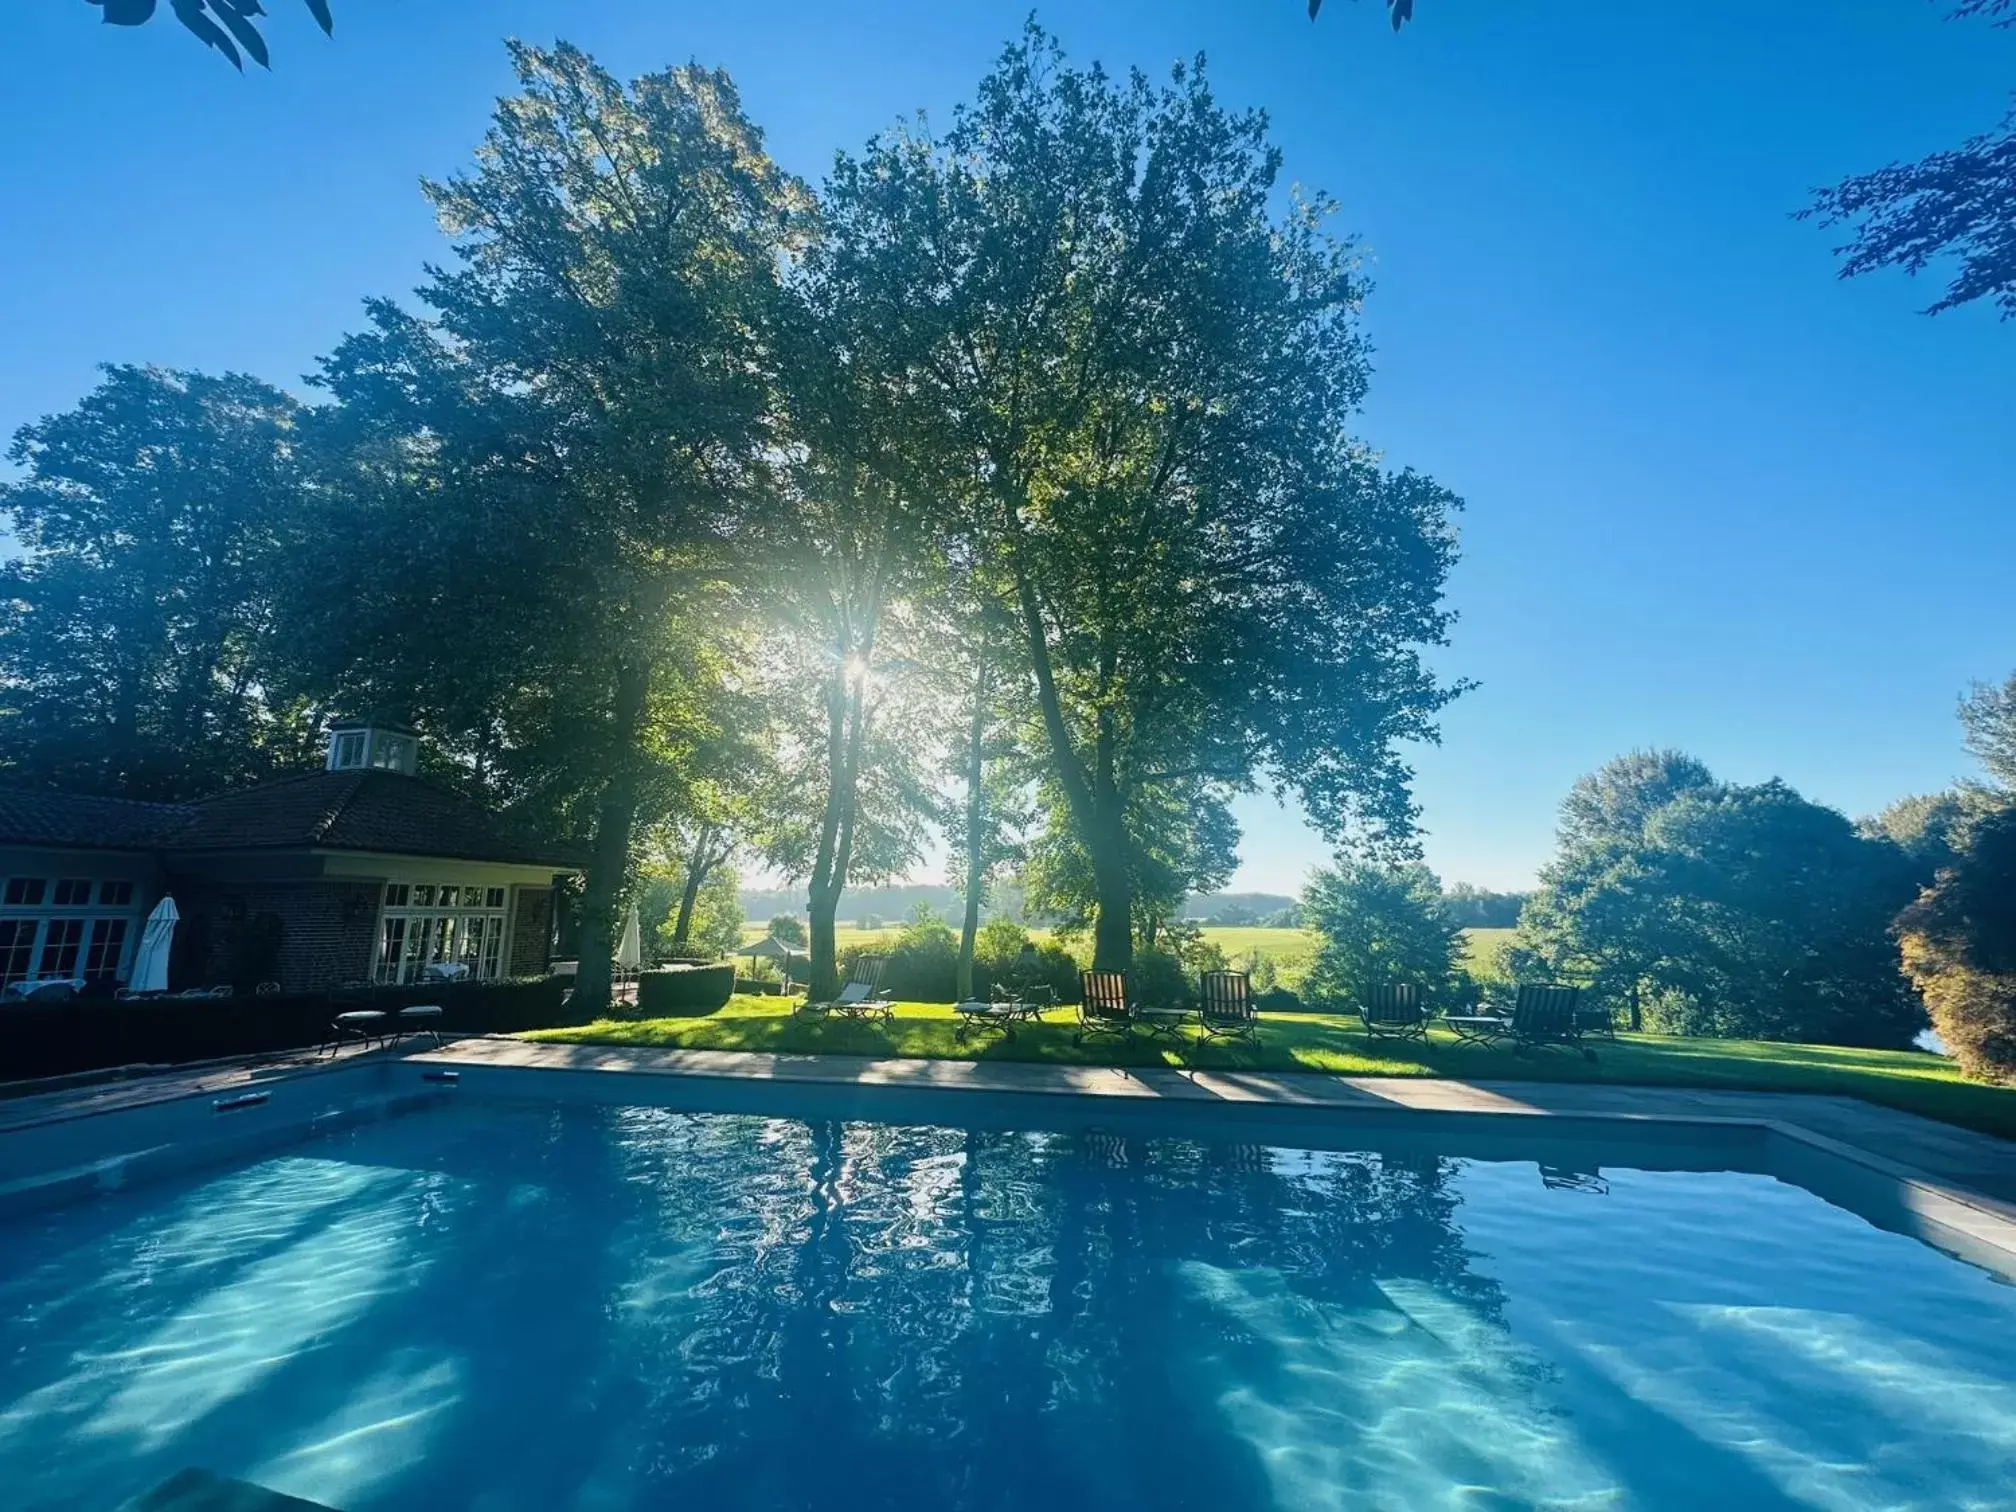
[396,1004,445,1048]
[328,1008,390,1054]
[798,954,894,1021]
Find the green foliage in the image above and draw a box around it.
[1961,672,2016,787]
[1858,787,1993,882]
[1518,758,1926,1047]
[1897,803,2016,1082]
[640,864,743,962]
[972,917,1033,974]
[1128,947,1194,1010]
[1302,861,1464,1010]
[635,964,737,1017]
[1557,749,1718,851]
[0,366,323,800]
[843,905,964,1002]
[767,915,807,947]
[819,23,1464,966]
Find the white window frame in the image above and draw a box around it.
[372,880,510,985]
[0,872,146,989]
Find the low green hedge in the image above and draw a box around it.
[635,964,736,1017]
[1,976,575,1084]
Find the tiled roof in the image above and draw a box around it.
[0,788,191,850]
[0,772,582,869]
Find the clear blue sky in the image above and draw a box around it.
[4,1,2012,896]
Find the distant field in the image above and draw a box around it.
[738,922,1514,984]
[1462,927,1515,976]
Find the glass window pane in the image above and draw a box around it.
[486,887,506,908]
[438,886,460,907]
[0,920,36,984]
[39,918,84,977]
[5,879,46,907]
[412,885,435,908]
[100,880,134,907]
[384,883,410,908]
[85,918,128,979]
[54,879,91,907]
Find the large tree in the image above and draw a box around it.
[308,44,806,1017]
[1302,860,1464,1011]
[0,365,323,799]
[1518,764,1926,1046]
[817,26,1463,969]
[1898,803,2016,1081]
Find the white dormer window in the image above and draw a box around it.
[326,723,418,775]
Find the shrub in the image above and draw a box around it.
[635,964,737,1017]
[0,977,573,1083]
[1254,986,1303,1014]
[973,917,1033,975]
[1128,946,1192,1009]
[768,914,807,946]
[1897,804,2016,1082]
[882,910,961,1002]
[1302,861,1464,1011]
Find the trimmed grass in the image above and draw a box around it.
[1461,927,1514,975]
[528,994,2016,1142]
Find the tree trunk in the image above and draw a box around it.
[1012,562,1131,969]
[668,824,717,957]
[806,660,871,1000]
[570,655,650,1019]
[1628,977,1643,1033]
[1088,816,1134,971]
[955,646,990,1002]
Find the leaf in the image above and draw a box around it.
[92,0,159,24]
[303,0,334,36]
[170,0,243,67]
[207,0,272,67]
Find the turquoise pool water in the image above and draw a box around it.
[1,1098,2012,1510]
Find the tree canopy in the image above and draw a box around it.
[816,25,1464,968]
[1516,758,1926,1047]
[0,365,321,798]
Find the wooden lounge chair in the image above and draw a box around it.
[1198,970,1260,1042]
[1359,983,1426,1041]
[1445,984,1593,1059]
[799,954,893,1022]
[1077,971,1189,1043]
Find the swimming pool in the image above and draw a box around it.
[2,1083,2012,1510]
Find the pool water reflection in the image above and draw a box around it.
[1,1100,2011,1510]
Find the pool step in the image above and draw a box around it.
[123,1468,339,1512]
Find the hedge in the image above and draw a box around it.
[0,977,576,1084]
[635,964,736,1017]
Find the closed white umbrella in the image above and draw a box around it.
[616,901,643,973]
[129,895,178,993]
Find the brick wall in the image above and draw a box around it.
[171,879,381,993]
[509,885,554,976]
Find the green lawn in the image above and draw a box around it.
[529,994,2016,1141]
